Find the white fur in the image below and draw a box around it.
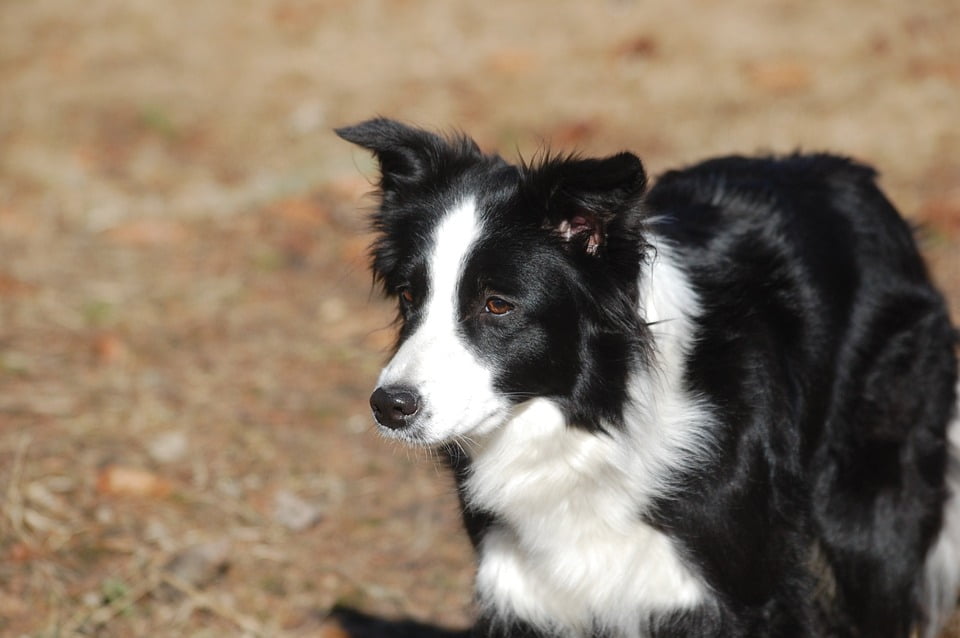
[376,198,511,446]
[465,241,716,637]
[919,381,960,638]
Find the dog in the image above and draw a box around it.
[337,117,960,637]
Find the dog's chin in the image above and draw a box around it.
[374,421,437,447]
[374,411,506,449]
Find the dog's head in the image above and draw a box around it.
[337,118,651,446]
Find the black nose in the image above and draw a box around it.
[370,386,421,430]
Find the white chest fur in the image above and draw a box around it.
[463,246,714,637]
[466,400,707,637]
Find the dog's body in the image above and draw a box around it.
[338,118,960,637]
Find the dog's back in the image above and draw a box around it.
[646,154,959,636]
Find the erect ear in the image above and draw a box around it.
[335,117,481,192]
[527,152,647,256]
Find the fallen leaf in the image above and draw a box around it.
[96,465,171,498]
[908,58,960,85]
[744,60,813,94]
[339,235,373,272]
[0,272,35,296]
[486,48,539,75]
[91,333,128,365]
[8,542,39,563]
[550,119,600,147]
[270,196,330,227]
[324,176,372,206]
[613,34,659,59]
[316,618,352,638]
[281,231,317,267]
[103,219,189,246]
[919,191,960,238]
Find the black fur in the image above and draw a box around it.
[338,119,958,638]
[645,156,957,636]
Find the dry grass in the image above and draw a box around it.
[1,0,958,636]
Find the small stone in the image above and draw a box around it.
[271,489,324,532]
[147,430,188,464]
[288,100,326,136]
[95,505,114,524]
[163,539,232,589]
[144,518,173,549]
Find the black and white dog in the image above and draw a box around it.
[337,118,960,637]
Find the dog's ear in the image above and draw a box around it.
[335,118,481,192]
[528,152,647,256]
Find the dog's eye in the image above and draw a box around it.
[398,287,415,306]
[484,297,514,316]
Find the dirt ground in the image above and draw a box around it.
[1,0,959,636]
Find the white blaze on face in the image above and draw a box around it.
[377,197,509,445]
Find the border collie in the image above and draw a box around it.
[337,118,960,638]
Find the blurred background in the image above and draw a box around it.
[1,0,958,635]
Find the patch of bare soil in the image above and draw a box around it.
[1,0,958,636]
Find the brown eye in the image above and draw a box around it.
[484,297,514,316]
[398,287,414,305]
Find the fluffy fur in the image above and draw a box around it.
[337,118,959,637]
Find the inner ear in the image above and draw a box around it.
[556,211,604,255]
[524,151,647,258]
